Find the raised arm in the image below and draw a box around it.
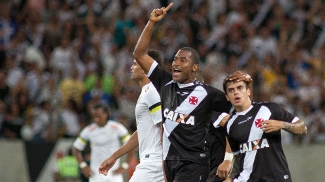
[98,131,139,176]
[133,3,173,73]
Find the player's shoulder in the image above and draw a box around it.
[82,123,97,132]
[107,120,126,130]
[254,101,280,109]
[145,82,159,93]
[196,80,224,93]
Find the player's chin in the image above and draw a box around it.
[172,76,182,83]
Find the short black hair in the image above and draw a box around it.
[148,49,164,66]
[179,47,200,65]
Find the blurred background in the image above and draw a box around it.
[0,0,324,181]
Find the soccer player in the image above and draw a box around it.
[132,3,234,181]
[195,70,234,182]
[207,125,232,182]
[98,49,165,182]
[72,103,131,182]
[223,71,307,182]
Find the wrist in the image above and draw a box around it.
[224,152,234,161]
[79,161,87,169]
[148,20,157,26]
[282,121,286,130]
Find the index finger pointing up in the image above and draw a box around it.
[164,3,173,12]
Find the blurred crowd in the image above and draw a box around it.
[1,0,325,145]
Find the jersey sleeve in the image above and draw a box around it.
[268,102,299,123]
[147,61,173,92]
[211,89,232,113]
[73,127,90,151]
[147,83,162,125]
[211,111,229,128]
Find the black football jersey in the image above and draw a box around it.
[226,102,298,182]
[207,125,226,169]
[148,62,231,165]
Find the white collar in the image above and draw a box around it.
[177,82,194,88]
[237,105,253,115]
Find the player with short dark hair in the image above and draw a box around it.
[98,49,165,182]
[72,103,131,182]
[223,71,307,182]
[132,3,235,181]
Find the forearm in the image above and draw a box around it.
[283,120,307,135]
[228,153,241,179]
[133,20,156,73]
[225,137,232,154]
[111,131,139,160]
[72,147,84,163]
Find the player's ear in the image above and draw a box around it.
[225,94,230,101]
[192,64,198,72]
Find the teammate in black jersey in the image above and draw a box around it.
[222,71,307,182]
[195,70,234,182]
[132,3,238,182]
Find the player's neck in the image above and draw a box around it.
[235,100,252,112]
[139,76,150,88]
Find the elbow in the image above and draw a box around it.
[71,147,79,156]
[303,126,308,135]
[133,50,142,60]
[132,50,138,59]
[133,49,147,61]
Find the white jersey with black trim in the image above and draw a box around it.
[135,82,162,160]
[73,120,130,182]
[147,61,232,165]
[226,102,298,182]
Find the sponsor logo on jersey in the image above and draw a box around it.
[240,138,269,153]
[238,116,252,125]
[255,118,264,128]
[163,108,195,125]
[88,125,96,131]
[188,96,198,105]
[110,124,119,130]
[176,91,189,96]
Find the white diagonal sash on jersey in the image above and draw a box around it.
[163,86,207,159]
[235,106,271,182]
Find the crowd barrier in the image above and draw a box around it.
[0,139,324,182]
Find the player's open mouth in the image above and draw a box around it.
[235,97,241,102]
[173,68,181,76]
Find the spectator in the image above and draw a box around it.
[5,56,24,89]
[57,99,81,139]
[0,99,5,136]
[53,147,80,182]
[28,100,52,142]
[2,101,24,139]
[303,101,325,144]
[59,68,85,107]
[0,70,10,103]
[49,35,75,79]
